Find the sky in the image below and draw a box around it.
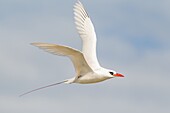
[0,0,170,113]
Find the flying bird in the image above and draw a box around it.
[20,0,124,97]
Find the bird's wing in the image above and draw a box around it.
[31,43,93,76]
[74,1,101,70]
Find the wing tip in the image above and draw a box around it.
[73,0,89,17]
[30,42,38,46]
[30,42,39,47]
[30,42,54,47]
[30,42,44,47]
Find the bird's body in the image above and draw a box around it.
[20,0,124,97]
[68,68,113,84]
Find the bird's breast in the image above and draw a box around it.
[75,72,110,84]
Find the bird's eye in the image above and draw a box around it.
[109,72,114,75]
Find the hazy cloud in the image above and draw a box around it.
[0,0,169,113]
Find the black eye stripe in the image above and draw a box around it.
[109,72,114,75]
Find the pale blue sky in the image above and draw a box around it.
[0,0,170,113]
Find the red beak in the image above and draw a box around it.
[114,73,124,77]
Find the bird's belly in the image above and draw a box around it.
[75,74,110,84]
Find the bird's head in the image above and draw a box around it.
[108,71,124,78]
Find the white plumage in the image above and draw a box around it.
[74,1,100,70]
[20,0,124,97]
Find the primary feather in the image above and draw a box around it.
[74,1,101,70]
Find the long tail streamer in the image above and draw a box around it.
[19,80,67,97]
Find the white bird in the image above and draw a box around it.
[20,0,124,97]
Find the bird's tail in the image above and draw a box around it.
[19,80,68,97]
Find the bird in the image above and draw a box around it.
[20,0,124,97]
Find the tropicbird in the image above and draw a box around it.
[20,0,124,97]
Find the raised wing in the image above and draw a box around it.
[74,1,101,70]
[31,43,93,75]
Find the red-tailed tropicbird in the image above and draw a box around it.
[20,0,124,97]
